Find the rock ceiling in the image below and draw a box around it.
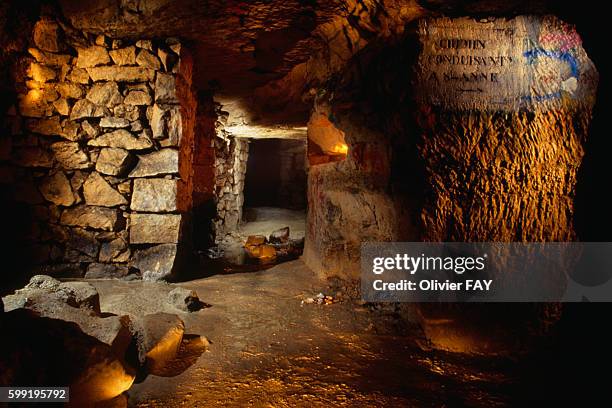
[56,0,550,138]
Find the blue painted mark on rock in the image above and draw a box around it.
[522,48,580,102]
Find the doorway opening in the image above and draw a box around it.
[242,138,307,241]
[201,137,307,274]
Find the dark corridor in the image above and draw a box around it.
[243,139,307,210]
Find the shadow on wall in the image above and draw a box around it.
[557,3,612,241]
[0,1,47,295]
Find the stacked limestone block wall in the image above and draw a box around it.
[212,130,249,238]
[1,16,195,281]
[190,98,249,245]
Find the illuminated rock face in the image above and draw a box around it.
[414,16,598,242]
[304,15,598,280]
[302,14,598,355]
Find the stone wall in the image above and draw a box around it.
[304,15,598,280]
[301,14,598,354]
[212,122,249,238]
[303,115,412,279]
[1,16,195,281]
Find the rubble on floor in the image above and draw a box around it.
[167,287,210,312]
[136,312,185,376]
[0,275,209,405]
[301,292,337,306]
[243,226,304,264]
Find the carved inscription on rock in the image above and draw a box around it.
[415,16,598,110]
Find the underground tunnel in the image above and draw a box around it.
[0,0,611,406]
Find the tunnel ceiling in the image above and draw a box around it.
[57,0,346,138]
[55,0,551,137]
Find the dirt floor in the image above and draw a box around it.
[91,259,518,408]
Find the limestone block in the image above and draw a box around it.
[136,49,161,70]
[85,263,129,279]
[155,73,177,103]
[131,244,179,280]
[51,141,90,169]
[128,149,178,177]
[131,179,177,212]
[109,46,136,66]
[33,19,62,52]
[88,129,153,150]
[39,171,75,206]
[60,205,120,231]
[86,67,155,82]
[86,82,123,107]
[129,214,181,243]
[96,148,132,176]
[100,117,130,128]
[83,172,127,207]
[76,46,111,68]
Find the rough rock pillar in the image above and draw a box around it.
[414,16,598,243]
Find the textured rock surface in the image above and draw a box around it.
[167,287,204,312]
[130,214,181,244]
[61,206,119,231]
[88,129,153,150]
[303,14,599,280]
[85,263,129,279]
[4,291,131,356]
[33,18,62,52]
[128,149,178,177]
[136,312,184,374]
[76,46,111,68]
[70,99,99,120]
[131,244,178,280]
[86,82,122,107]
[96,148,132,176]
[39,171,75,206]
[99,236,129,263]
[131,179,178,212]
[0,277,136,404]
[100,117,130,128]
[51,142,90,169]
[136,49,161,70]
[407,16,598,245]
[86,66,155,82]
[124,90,151,105]
[109,46,136,65]
[83,172,127,207]
[155,73,177,103]
[212,134,249,236]
[270,227,290,244]
[3,275,100,313]
[2,25,195,278]
[0,309,135,404]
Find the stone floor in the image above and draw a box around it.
[240,207,306,240]
[91,259,519,407]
